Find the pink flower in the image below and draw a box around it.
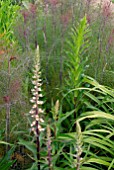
[102,1,112,18]
[21,10,30,23]
[29,3,37,15]
[86,15,91,24]
[61,11,71,27]
[48,0,59,6]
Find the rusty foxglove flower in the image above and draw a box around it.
[29,46,44,135]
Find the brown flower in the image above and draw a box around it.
[86,15,91,24]
[3,96,10,103]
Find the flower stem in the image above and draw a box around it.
[36,108,40,170]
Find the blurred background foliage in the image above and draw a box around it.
[0,0,114,169]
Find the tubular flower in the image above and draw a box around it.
[29,45,44,135]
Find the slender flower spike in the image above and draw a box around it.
[29,46,45,169]
[30,45,44,134]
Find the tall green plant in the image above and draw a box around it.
[0,0,19,45]
[76,111,114,169]
[57,75,114,169]
[56,87,114,169]
[64,15,90,118]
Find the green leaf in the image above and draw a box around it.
[84,137,114,155]
[108,159,114,170]
[80,167,98,170]
[86,158,114,167]
[56,133,76,141]
[77,111,114,122]
[0,147,15,170]
[18,139,36,158]
[0,141,14,146]
[58,109,75,124]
